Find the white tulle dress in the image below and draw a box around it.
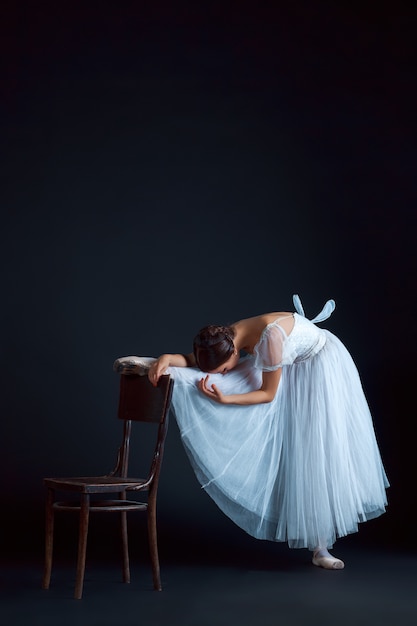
[169,295,389,550]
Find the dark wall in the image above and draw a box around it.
[2,2,416,558]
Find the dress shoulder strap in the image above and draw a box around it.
[293,294,335,324]
[273,314,294,324]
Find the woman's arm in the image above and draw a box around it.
[148,352,195,385]
[198,368,282,405]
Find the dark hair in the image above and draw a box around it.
[193,325,235,372]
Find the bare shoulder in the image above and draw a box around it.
[233,312,293,353]
[234,312,290,328]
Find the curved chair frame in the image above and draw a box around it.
[42,374,174,599]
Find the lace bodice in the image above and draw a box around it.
[253,295,335,371]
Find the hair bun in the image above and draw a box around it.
[193,325,235,371]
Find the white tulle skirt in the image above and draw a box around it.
[169,330,389,550]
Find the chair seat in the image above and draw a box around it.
[44,476,149,494]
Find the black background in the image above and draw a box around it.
[1,0,416,564]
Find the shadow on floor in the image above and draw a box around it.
[1,533,416,626]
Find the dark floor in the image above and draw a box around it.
[2,535,416,626]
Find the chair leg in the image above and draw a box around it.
[74,494,90,600]
[120,492,130,583]
[42,487,55,590]
[147,497,162,591]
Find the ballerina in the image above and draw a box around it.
[148,295,389,569]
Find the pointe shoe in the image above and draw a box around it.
[312,551,345,570]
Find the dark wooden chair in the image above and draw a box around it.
[42,373,174,599]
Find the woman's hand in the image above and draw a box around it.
[197,375,228,404]
[197,369,282,406]
[148,352,195,386]
[148,355,171,386]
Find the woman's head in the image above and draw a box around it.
[193,325,237,373]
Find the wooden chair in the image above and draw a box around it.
[42,373,174,599]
